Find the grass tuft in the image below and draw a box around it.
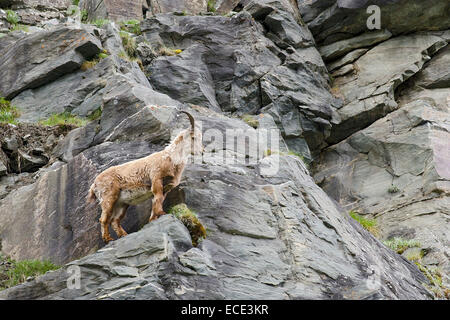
[207,0,216,12]
[0,97,21,124]
[6,10,19,25]
[168,204,207,247]
[90,18,110,28]
[349,210,379,237]
[87,107,102,121]
[80,51,109,71]
[241,114,259,128]
[0,255,60,290]
[119,31,137,58]
[383,237,421,254]
[39,112,88,128]
[388,185,400,194]
[119,19,141,35]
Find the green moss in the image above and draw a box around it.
[383,237,421,254]
[0,255,59,290]
[0,97,20,124]
[349,210,379,237]
[168,204,207,247]
[39,112,88,128]
[72,0,80,5]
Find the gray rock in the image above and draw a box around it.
[328,33,448,144]
[79,0,146,22]
[142,8,338,156]
[414,45,450,89]
[299,0,450,45]
[314,97,450,288]
[327,48,368,72]
[0,25,102,100]
[146,0,207,16]
[319,29,392,62]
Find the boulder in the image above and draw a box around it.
[0,26,102,100]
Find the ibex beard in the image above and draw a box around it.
[87,111,203,243]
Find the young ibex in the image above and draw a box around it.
[87,111,203,243]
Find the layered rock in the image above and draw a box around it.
[0,0,71,26]
[327,33,447,144]
[298,0,450,45]
[314,48,450,289]
[146,0,207,16]
[0,25,102,100]
[0,109,433,299]
[79,0,146,22]
[141,2,341,158]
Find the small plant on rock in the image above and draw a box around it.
[91,18,110,28]
[0,97,20,124]
[168,203,207,247]
[349,210,379,237]
[5,10,19,26]
[241,114,259,128]
[39,112,88,128]
[119,31,138,58]
[388,184,400,194]
[383,237,421,254]
[207,0,216,13]
[0,255,59,290]
[119,19,141,35]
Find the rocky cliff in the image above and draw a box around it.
[0,0,448,299]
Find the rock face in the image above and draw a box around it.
[0,0,449,300]
[142,2,341,158]
[80,0,146,22]
[0,25,102,100]
[0,0,71,26]
[147,0,207,16]
[0,113,433,298]
[298,0,450,45]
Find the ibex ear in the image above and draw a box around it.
[173,134,184,145]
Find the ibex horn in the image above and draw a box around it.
[180,111,195,132]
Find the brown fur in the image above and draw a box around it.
[87,112,203,243]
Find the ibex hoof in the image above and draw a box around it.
[102,236,114,243]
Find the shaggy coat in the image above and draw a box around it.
[87,111,202,243]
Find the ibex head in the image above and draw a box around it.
[180,111,203,156]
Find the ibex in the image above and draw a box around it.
[87,111,203,243]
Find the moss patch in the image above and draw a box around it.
[168,204,207,247]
